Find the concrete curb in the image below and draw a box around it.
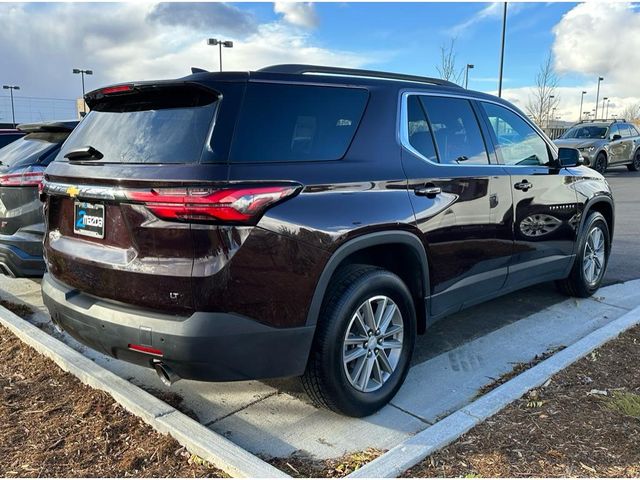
[348,304,640,478]
[0,305,289,478]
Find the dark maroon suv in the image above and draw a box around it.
[41,65,614,416]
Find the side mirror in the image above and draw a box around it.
[611,134,622,141]
[557,147,581,168]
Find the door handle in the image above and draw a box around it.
[514,180,533,192]
[414,185,441,198]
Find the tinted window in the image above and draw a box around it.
[0,133,24,149]
[621,124,634,137]
[230,83,368,163]
[58,87,218,164]
[609,124,620,138]
[629,124,640,136]
[481,102,550,166]
[406,95,437,162]
[0,133,68,170]
[419,97,489,165]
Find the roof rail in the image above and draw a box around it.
[257,64,462,88]
[577,118,626,124]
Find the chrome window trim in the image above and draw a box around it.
[397,89,559,168]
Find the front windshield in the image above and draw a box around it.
[561,125,608,139]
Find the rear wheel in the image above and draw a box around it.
[556,212,610,298]
[626,149,640,171]
[593,152,607,175]
[301,265,416,417]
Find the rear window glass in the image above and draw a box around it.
[230,83,368,163]
[0,133,24,149]
[57,86,218,164]
[0,133,67,170]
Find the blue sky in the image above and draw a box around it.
[1,2,639,123]
[243,2,576,91]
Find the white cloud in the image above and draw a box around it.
[552,2,640,98]
[274,2,318,29]
[0,2,368,103]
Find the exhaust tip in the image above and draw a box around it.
[153,360,180,387]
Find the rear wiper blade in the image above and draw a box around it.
[64,146,104,161]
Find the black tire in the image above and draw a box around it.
[626,149,640,171]
[593,152,607,175]
[301,264,416,417]
[556,212,610,298]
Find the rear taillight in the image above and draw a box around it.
[125,185,299,223]
[0,171,44,187]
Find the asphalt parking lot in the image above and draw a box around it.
[0,166,638,461]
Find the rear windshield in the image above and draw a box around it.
[57,85,218,164]
[230,83,368,163]
[0,133,68,170]
[0,133,24,149]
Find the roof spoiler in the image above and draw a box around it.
[17,121,78,133]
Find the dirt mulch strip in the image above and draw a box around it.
[405,324,640,477]
[0,320,225,477]
[268,448,384,478]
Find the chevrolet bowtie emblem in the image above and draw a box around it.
[66,186,80,198]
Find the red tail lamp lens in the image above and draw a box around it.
[126,185,299,223]
[128,344,163,356]
[0,171,44,187]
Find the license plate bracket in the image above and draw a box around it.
[73,201,105,239]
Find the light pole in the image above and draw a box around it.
[72,68,93,114]
[2,85,20,127]
[605,98,611,120]
[547,95,555,128]
[497,2,508,97]
[207,38,233,72]
[551,107,556,128]
[601,97,608,119]
[594,76,604,119]
[464,64,474,89]
[579,90,587,122]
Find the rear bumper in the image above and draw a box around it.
[0,230,45,277]
[42,273,315,381]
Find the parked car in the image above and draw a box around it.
[40,65,614,417]
[554,119,640,174]
[0,121,78,277]
[0,129,25,149]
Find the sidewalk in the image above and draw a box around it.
[404,325,640,477]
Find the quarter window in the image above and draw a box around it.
[419,97,490,165]
[481,102,551,166]
[629,124,640,136]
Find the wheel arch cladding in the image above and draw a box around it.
[584,197,614,242]
[306,231,430,334]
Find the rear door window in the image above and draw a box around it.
[57,85,218,164]
[418,96,489,165]
[406,95,438,163]
[229,83,368,163]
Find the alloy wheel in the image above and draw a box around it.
[583,226,606,286]
[342,295,404,393]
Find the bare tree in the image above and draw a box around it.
[436,39,463,84]
[620,103,640,122]
[526,55,560,127]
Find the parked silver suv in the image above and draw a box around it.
[554,119,640,174]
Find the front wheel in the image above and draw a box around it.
[301,265,416,417]
[556,212,610,298]
[593,152,608,175]
[626,149,640,171]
